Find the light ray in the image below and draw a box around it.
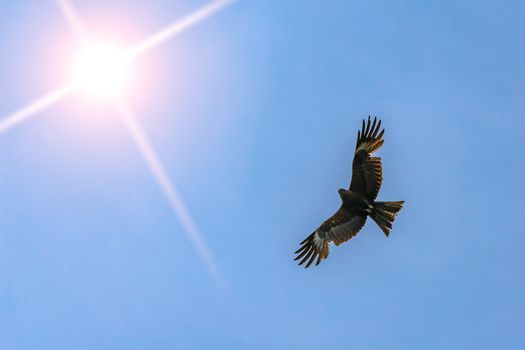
[55,0,88,41]
[115,101,225,287]
[0,82,76,135]
[9,0,229,286]
[127,0,235,59]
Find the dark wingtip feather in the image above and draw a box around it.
[298,248,314,266]
[369,117,377,138]
[294,243,308,255]
[295,246,310,261]
[355,116,386,154]
[364,116,371,137]
[371,119,381,139]
[300,233,314,245]
[377,128,385,141]
[294,233,327,268]
[305,251,317,268]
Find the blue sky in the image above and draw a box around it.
[1,0,524,349]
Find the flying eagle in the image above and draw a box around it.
[294,116,404,268]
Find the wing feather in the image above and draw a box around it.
[349,116,385,200]
[295,208,367,268]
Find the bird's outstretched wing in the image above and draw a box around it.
[349,116,385,200]
[294,208,367,268]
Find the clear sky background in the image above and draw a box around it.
[1,0,524,349]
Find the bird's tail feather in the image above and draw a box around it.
[370,201,404,236]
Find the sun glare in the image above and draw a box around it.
[73,43,131,98]
[0,0,236,285]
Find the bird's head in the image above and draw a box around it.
[338,188,352,200]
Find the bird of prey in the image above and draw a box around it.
[294,116,404,268]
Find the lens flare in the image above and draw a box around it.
[127,0,235,58]
[115,101,225,287]
[0,83,76,135]
[55,0,87,41]
[0,0,238,287]
[73,43,131,98]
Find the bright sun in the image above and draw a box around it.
[73,42,131,98]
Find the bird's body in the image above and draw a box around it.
[295,116,404,268]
